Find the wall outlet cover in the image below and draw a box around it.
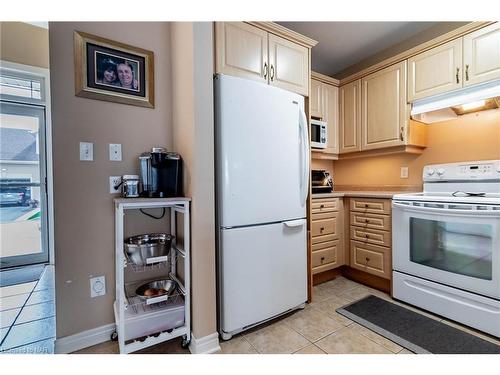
[110,176,121,194]
[400,166,409,179]
[90,276,106,298]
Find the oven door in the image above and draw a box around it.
[392,200,500,299]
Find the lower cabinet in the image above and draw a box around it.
[348,197,392,280]
[311,197,344,274]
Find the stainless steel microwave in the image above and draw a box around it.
[310,119,327,149]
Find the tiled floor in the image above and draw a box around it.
[0,265,55,354]
[76,275,500,354]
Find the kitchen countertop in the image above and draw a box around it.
[312,191,421,199]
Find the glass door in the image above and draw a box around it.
[0,101,48,268]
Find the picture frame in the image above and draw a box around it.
[74,31,154,108]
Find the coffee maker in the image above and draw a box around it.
[139,147,183,197]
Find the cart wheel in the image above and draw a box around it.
[181,336,190,349]
[110,331,118,341]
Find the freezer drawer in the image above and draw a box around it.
[219,220,307,335]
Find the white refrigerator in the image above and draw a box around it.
[215,74,309,340]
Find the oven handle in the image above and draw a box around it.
[392,201,500,217]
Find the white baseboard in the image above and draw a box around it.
[54,323,116,354]
[189,331,220,354]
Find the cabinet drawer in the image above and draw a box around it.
[350,240,391,279]
[312,240,337,252]
[311,198,339,214]
[312,246,337,268]
[350,198,391,215]
[312,211,338,221]
[350,226,391,247]
[311,216,338,238]
[311,233,337,245]
[350,212,391,231]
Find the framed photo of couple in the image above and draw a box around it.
[74,31,155,108]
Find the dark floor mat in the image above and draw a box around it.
[336,295,500,354]
[0,265,45,287]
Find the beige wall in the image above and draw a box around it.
[333,110,500,188]
[0,22,49,68]
[335,22,468,80]
[170,22,217,340]
[49,22,173,338]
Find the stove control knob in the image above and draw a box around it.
[426,168,435,176]
[437,168,445,176]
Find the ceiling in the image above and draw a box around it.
[277,22,439,77]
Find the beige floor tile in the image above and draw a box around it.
[312,285,336,303]
[338,286,373,302]
[310,295,353,326]
[245,322,310,354]
[219,336,257,354]
[315,327,392,354]
[440,319,500,346]
[316,277,360,295]
[282,306,344,342]
[0,282,37,298]
[397,348,415,354]
[348,323,402,353]
[293,344,326,354]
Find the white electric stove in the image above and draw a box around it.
[392,160,500,338]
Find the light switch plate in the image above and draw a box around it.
[79,142,93,161]
[90,276,106,298]
[109,143,122,161]
[400,166,409,179]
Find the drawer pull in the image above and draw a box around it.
[321,256,325,263]
[365,257,370,264]
[364,204,369,208]
[364,219,369,223]
[320,227,325,232]
[320,204,325,209]
[365,234,369,238]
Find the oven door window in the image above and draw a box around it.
[410,218,493,280]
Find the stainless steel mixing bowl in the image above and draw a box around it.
[124,233,174,266]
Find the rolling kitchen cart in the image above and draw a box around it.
[113,197,191,354]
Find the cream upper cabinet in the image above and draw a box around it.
[323,84,339,154]
[339,80,361,153]
[361,61,407,151]
[408,39,462,101]
[310,78,323,118]
[215,22,268,84]
[463,23,500,87]
[268,34,309,96]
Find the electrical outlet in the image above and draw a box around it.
[110,176,121,194]
[109,143,122,161]
[90,276,106,298]
[400,166,409,179]
[79,142,93,161]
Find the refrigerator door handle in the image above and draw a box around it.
[284,219,306,228]
[298,107,310,206]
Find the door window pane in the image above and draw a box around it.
[410,218,492,280]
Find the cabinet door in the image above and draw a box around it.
[339,80,361,153]
[408,39,462,101]
[323,84,339,154]
[310,79,323,118]
[215,22,268,84]
[361,61,407,151]
[463,23,500,87]
[268,34,309,96]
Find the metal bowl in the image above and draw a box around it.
[124,233,174,266]
[135,279,177,301]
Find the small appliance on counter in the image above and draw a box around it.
[117,175,140,198]
[139,147,183,198]
[311,170,333,194]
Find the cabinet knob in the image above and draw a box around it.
[365,257,370,264]
[364,219,369,223]
[320,227,325,232]
[321,256,325,263]
[365,233,369,238]
[320,204,325,209]
[364,204,369,208]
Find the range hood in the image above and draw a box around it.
[411,80,500,124]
